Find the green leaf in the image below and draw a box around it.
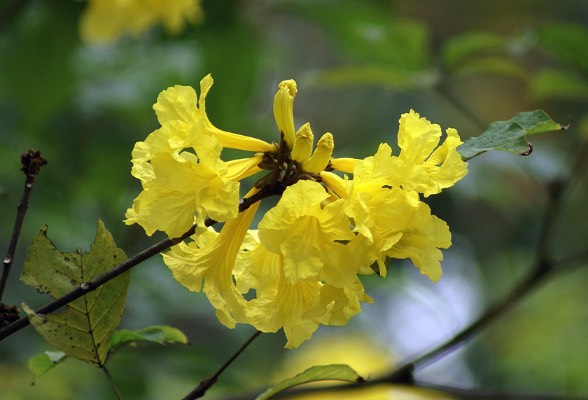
[28,351,68,383]
[442,32,507,68]
[316,65,438,90]
[256,364,365,400]
[538,24,588,73]
[446,56,527,80]
[530,69,588,101]
[110,325,189,351]
[21,220,129,368]
[458,110,566,160]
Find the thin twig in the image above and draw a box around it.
[435,85,488,131]
[0,149,47,303]
[181,330,262,400]
[381,134,588,381]
[102,365,125,400]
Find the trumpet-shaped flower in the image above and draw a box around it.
[126,74,468,348]
[125,75,270,237]
[163,198,260,327]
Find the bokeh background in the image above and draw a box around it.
[1,0,587,399]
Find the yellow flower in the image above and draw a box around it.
[387,110,468,197]
[125,75,271,238]
[127,75,468,348]
[258,181,355,284]
[80,0,204,44]
[163,196,260,328]
[235,227,370,349]
[334,143,453,281]
[275,334,449,400]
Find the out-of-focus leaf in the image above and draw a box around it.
[287,2,429,70]
[110,325,189,351]
[28,351,67,383]
[316,65,438,90]
[442,32,507,68]
[530,69,588,101]
[21,221,129,368]
[538,24,588,73]
[447,56,528,80]
[458,110,566,160]
[256,364,364,400]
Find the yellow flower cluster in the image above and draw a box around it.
[80,0,203,44]
[126,75,468,348]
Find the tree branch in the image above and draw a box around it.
[0,188,270,341]
[0,149,47,303]
[0,224,196,341]
[181,330,262,400]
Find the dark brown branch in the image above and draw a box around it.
[0,149,47,303]
[381,138,588,381]
[181,330,262,400]
[0,223,197,341]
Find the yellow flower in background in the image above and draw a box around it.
[126,74,468,347]
[276,334,451,400]
[80,0,204,44]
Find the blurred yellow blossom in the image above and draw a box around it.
[275,334,452,399]
[126,74,468,347]
[80,0,204,44]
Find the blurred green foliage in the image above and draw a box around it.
[1,0,587,399]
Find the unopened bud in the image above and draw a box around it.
[273,80,297,148]
[291,123,314,163]
[302,133,334,173]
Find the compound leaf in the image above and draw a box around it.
[21,220,128,368]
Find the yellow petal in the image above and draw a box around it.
[258,180,353,283]
[393,110,468,196]
[225,154,264,181]
[385,202,451,282]
[330,157,359,174]
[319,171,350,199]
